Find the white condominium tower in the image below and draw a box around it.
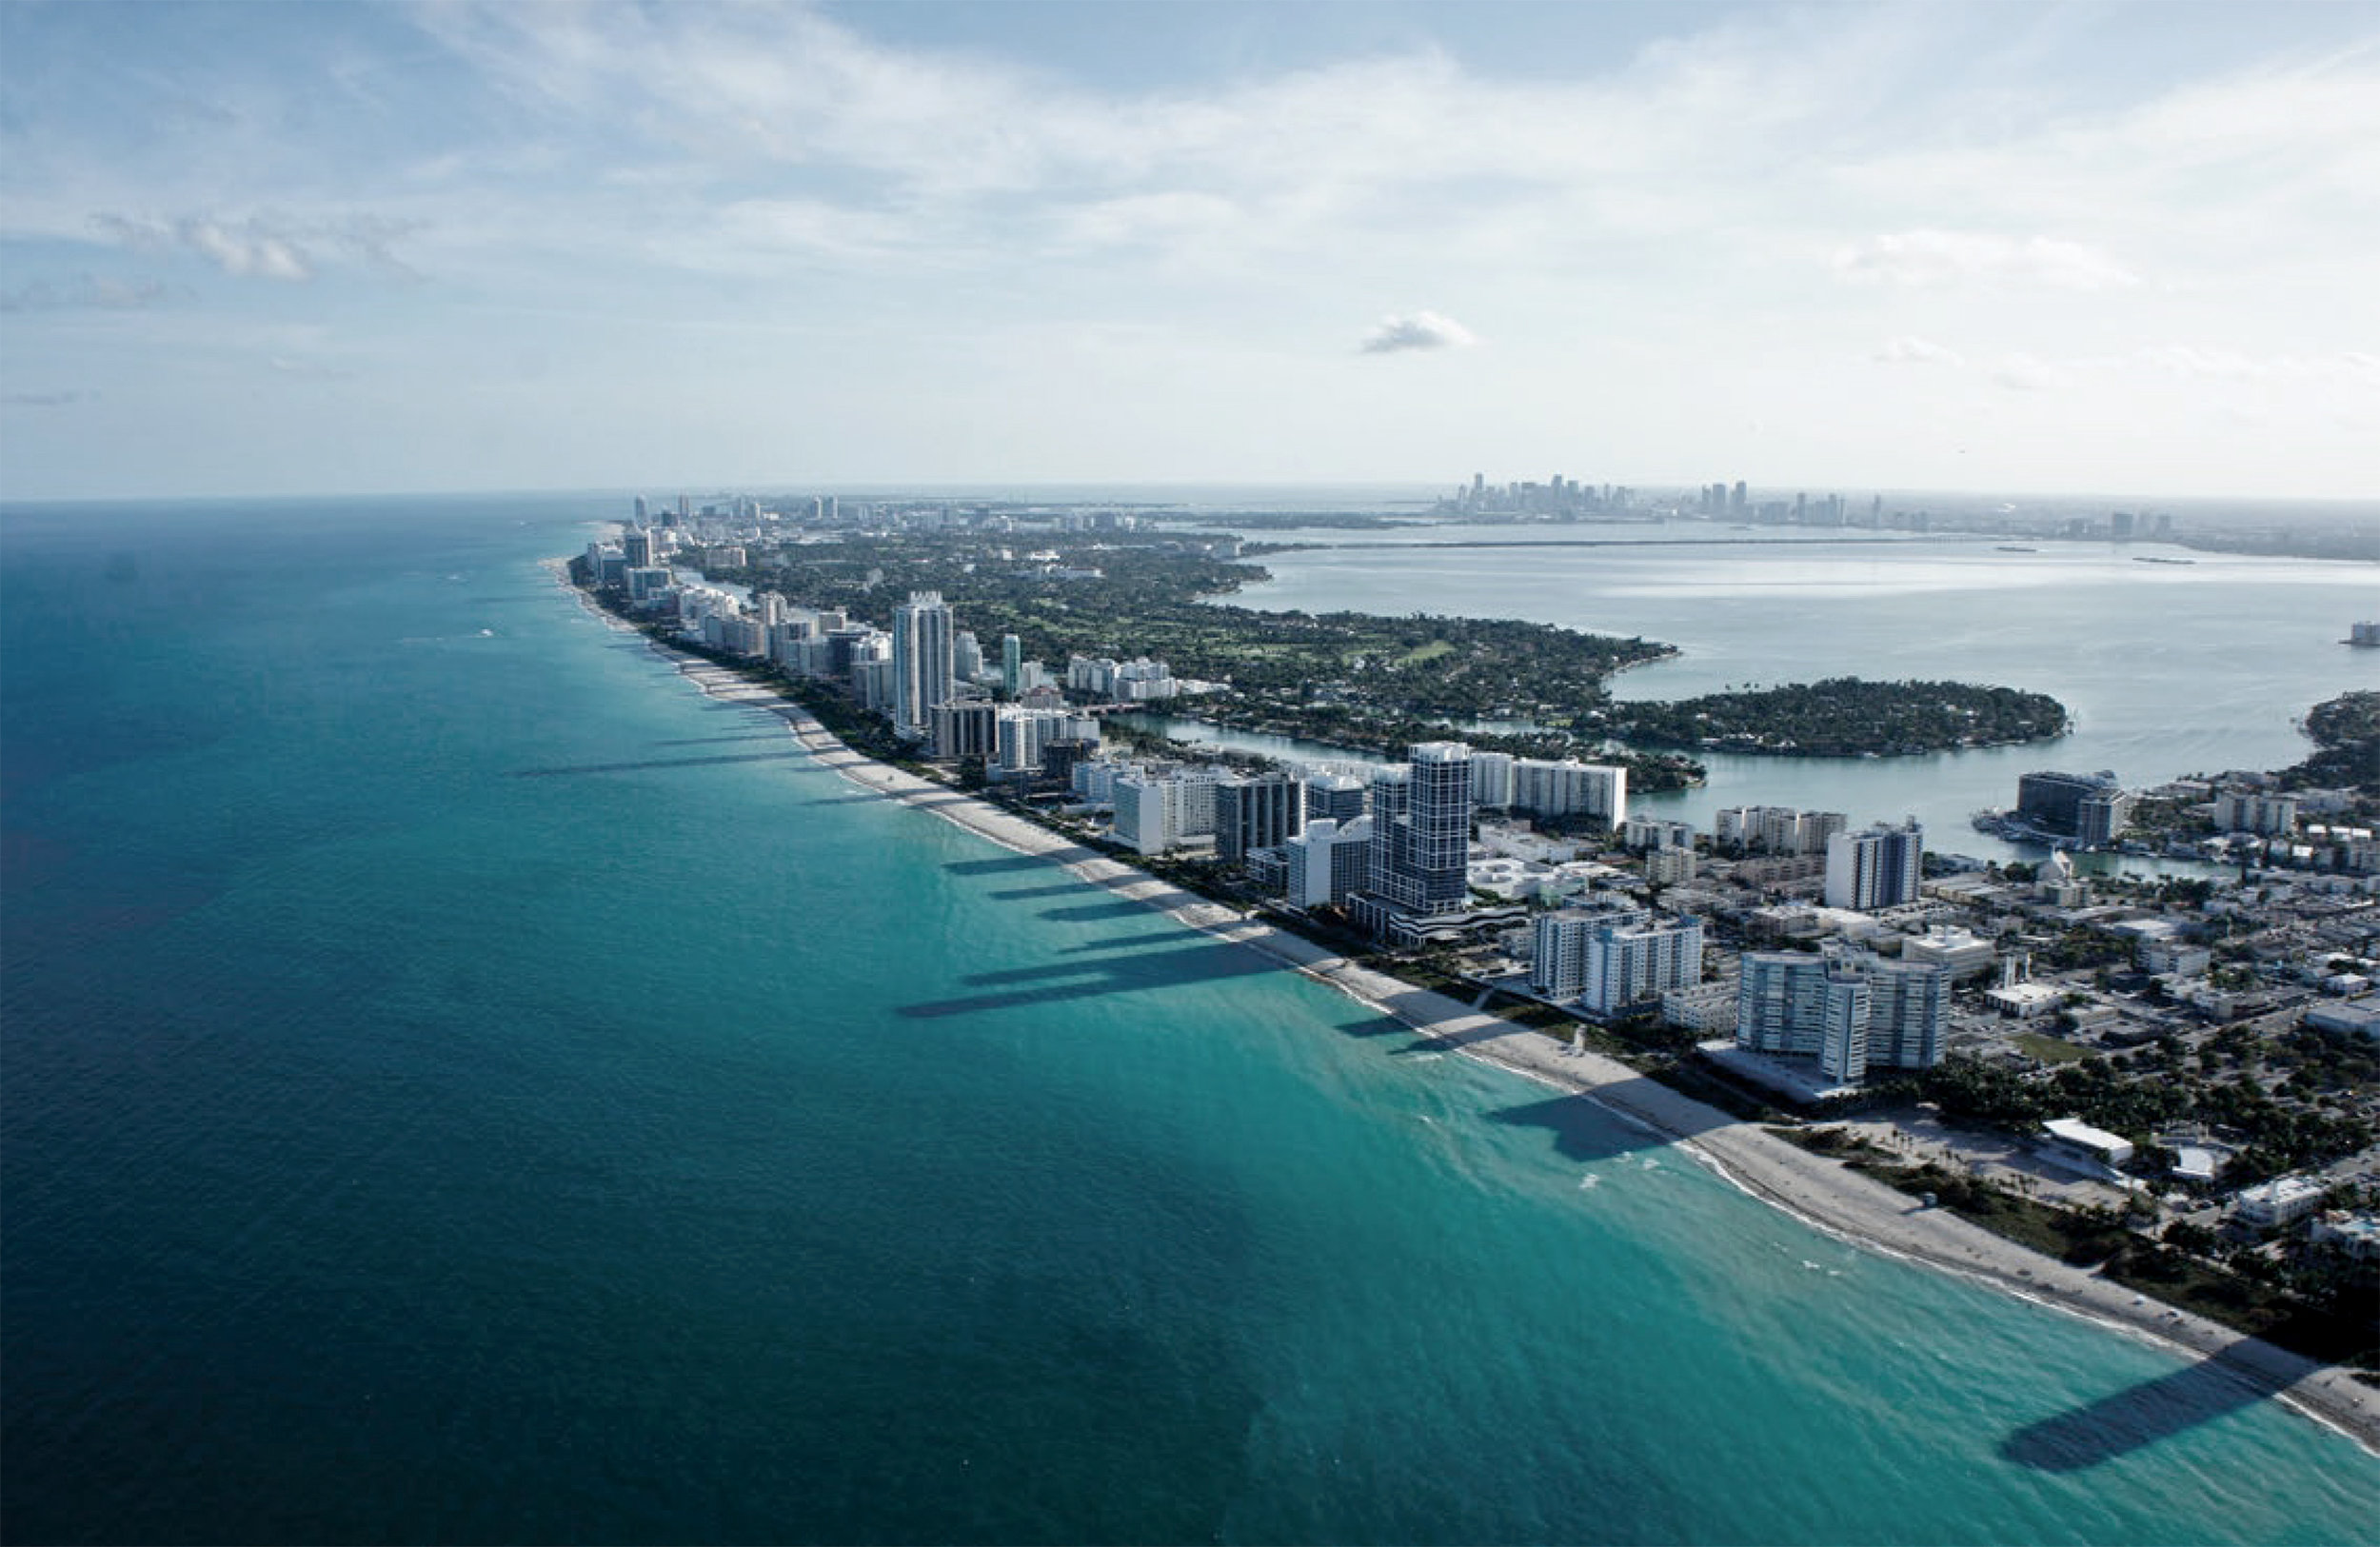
[892,590,957,739]
[1736,948,1949,1083]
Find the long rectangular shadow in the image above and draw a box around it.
[509,751,805,777]
[988,883,1088,901]
[897,942,1281,1020]
[1040,901,1158,922]
[945,855,1053,876]
[653,734,794,747]
[957,933,1247,981]
[2000,1343,2306,1471]
[1066,931,1193,953]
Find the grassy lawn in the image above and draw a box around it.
[1398,640,1455,666]
[2014,1031,2094,1064]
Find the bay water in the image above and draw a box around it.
[4,495,2375,1543]
[1229,524,2380,863]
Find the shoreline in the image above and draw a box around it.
[551,563,2380,1457]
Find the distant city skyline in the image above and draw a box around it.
[3,2,2375,502]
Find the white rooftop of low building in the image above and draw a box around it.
[2235,1175,2329,1204]
[2042,1117,2131,1153]
[1697,1042,1862,1103]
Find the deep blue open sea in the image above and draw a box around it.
[4,493,2376,1545]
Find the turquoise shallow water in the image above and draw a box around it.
[3,494,2376,1544]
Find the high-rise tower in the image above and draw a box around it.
[1369,742,1473,917]
[892,591,956,739]
[1823,820,1923,911]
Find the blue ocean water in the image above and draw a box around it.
[3,494,2375,1545]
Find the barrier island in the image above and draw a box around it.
[704,531,2068,780]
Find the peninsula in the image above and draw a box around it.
[564,490,2377,1453]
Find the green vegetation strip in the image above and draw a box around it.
[1598,677,2070,757]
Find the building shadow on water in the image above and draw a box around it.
[944,855,1053,876]
[508,750,807,778]
[897,939,1281,1020]
[988,883,1089,902]
[1483,1088,1727,1160]
[2000,1342,2309,1472]
[1038,900,1160,923]
[1065,930,1197,953]
[651,733,796,748]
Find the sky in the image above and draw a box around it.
[2,0,2376,503]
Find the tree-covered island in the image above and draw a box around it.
[1596,677,2071,757]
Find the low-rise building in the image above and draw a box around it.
[1900,925,1996,979]
[2037,1118,2133,1178]
[2232,1175,2329,1230]
[2310,1211,2380,1260]
[2306,996,2380,1040]
[1986,981,2065,1020]
[2138,939,2212,978]
[1644,846,1699,885]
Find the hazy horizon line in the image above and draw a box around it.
[5,481,2376,514]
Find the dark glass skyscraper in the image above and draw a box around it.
[1369,742,1473,917]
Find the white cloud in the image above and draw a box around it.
[185,219,311,280]
[1834,230,2138,290]
[1991,352,2068,392]
[1359,311,1478,355]
[84,212,426,283]
[0,274,176,312]
[92,214,313,280]
[1874,336,1965,367]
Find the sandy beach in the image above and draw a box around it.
[564,575,2379,1456]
